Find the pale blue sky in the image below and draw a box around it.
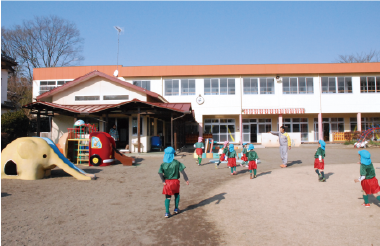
[2,1,380,67]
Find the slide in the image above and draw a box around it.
[112,146,135,166]
[42,137,96,179]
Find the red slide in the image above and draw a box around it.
[113,146,135,166]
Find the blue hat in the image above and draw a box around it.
[242,143,248,146]
[248,144,254,150]
[319,140,326,150]
[358,150,371,165]
[163,147,175,163]
[229,144,234,152]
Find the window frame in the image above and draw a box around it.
[360,76,379,93]
[181,79,196,96]
[75,95,100,101]
[282,77,314,94]
[132,117,143,136]
[204,118,236,142]
[133,80,151,91]
[164,79,180,96]
[204,78,236,95]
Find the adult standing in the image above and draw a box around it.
[270,126,291,168]
[109,124,119,142]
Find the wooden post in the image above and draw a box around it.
[105,113,109,132]
[174,122,177,151]
[36,110,41,137]
[171,114,173,147]
[137,108,141,153]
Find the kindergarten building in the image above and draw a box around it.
[25,63,380,152]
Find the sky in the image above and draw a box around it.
[1,1,380,67]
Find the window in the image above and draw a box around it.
[321,77,337,93]
[103,95,129,100]
[75,96,100,101]
[283,118,309,141]
[147,117,154,136]
[133,81,150,91]
[360,76,380,93]
[39,80,69,95]
[337,77,352,93]
[181,79,196,95]
[243,78,258,94]
[132,117,143,135]
[283,77,313,94]
[204,119,235,142]
[351,117,380,131]
[259,78,275,94]
[165,79,179,96]
[204,78,235,95]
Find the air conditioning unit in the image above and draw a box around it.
[276,76,282,83]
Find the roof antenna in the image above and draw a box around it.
[114,26,123,77]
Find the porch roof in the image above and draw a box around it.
[23,99,196,122]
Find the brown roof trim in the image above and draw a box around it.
[23,99,192,114]
[33,63,380,80]
[36,70,168,103]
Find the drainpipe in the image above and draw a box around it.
[240,75,243,146]
[318,74,323,141]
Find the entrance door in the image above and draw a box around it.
[323,123,330,142]
[250,124,257,143]
[118,118,129,149]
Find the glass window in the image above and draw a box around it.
[204,79,211,95]
[328,77,336,93]
[298,77,306,94]
[283,77,290,94]
[181,79,196,96]
[243,78,258,94]
[368,77,376,93]
[132,117,143,135]
[211,79,219,95]
[75,96,100,101]
[228,78,235,95]
[290,78,298,94]
[103,95,129,100]
[133,81,150,91]
[165,79,179,96]
[306,78,314,93]
[377,77,380,92]
[204,118,235,143]
[322,77,336,93]
[360,77,367,93]
[260,78,274,94]
[220,78,227,95]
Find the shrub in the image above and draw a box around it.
[1,110,29,147]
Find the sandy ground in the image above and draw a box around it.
[1,144,380,245]
[205,163,380,246]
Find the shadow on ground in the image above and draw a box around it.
[183,192,227,212]
[287,160,302,167]
[1,192,11,197]
[51,168,102,177]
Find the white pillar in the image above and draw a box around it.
[357,113,362,131]
[198,123,203,137]
[240,113,243,145]
[278,114,283,131]
[318,113,323,140]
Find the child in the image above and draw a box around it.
[241,143,248,167]
[227,144,237,175]
[158,147,190,218]
[314,140,326,182]
[354,150,380,208]
[194,137,204,166]
[247,144,259,179]
[216,141,229,168]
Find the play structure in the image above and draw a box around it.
[1,137,96,180]
[58,120,134,166]
[67,120,97,165]
[354,126,380,148]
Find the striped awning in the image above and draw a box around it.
[243,108,305,115]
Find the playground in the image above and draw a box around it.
[2,144,380,245]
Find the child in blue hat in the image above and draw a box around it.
[247,144,259,179]
[241,143,248,167]
[314,140,326,182]
[158,147,190,218]
[227,144,237,175]
[354,150,380,208]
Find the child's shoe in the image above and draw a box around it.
[250,173,253,179]
[362,203,370,207]
[165,213,171,218]
[174,208,180,214]
[254,175,257,178]
[215,163,218,169]
[233,171,236,175]
[320,178,326,182]
[280,164,287,168]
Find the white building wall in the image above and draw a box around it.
[51,77,147,104]
[51,115,75,143]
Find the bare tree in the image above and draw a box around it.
[2,15,84,81]
[336,49,380,63]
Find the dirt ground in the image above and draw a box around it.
[2,144,380,245]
